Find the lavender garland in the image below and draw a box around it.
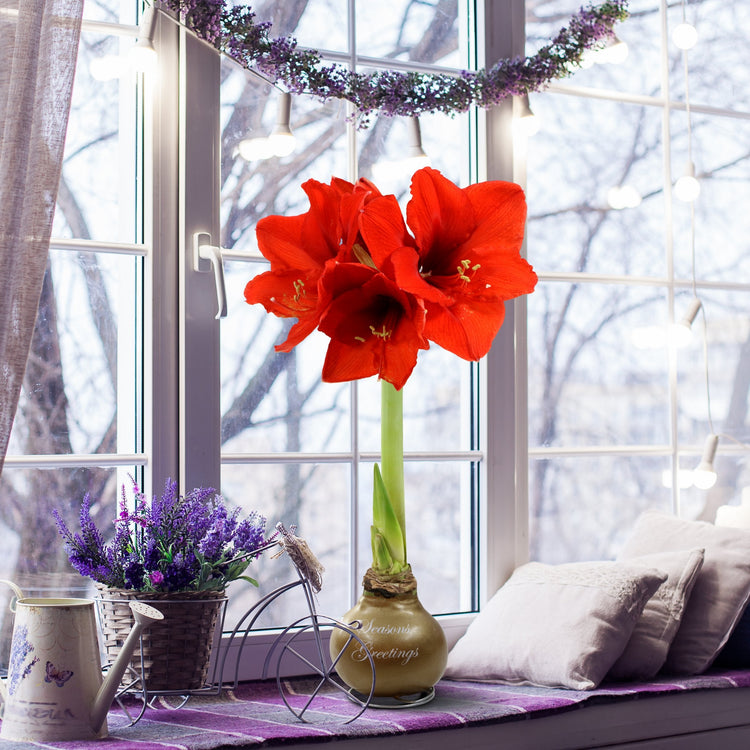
[159,0,629,123]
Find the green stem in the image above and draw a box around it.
[380,380,406,562]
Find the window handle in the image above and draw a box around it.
[193,231,227,319]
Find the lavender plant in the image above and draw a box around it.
[53,479,267,592]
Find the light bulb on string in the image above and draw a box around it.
[674,160,700,202]
[237,137,274,162]
[607,185,641,210]
[669,297,702,347]
[673,22,698,50]
[594,36,629,65]
[404,117,431,171]
[693,434,719,490]
[129,6,158,74]
[513,94,540,137]
[268,92,296,158]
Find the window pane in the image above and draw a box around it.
[528,283,671,449]
[221,463,351,628]
[671,114,750,282]
[526,96,665,277]
[7,251,139,457]
[231,0,349,52]
[54,30,138,243]
[667,1,750,111]
[676,288,750,447]
[356,0,459,66]
[526,0,661,97]
[529,455,672,563]
[222,262,352,454]
[83,0,136,23]
[2,4,143,653]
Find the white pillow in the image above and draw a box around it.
[620,511,750,675]
[608,548,704,681]
[444,560,666,690]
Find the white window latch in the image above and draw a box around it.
[193,231,227,319]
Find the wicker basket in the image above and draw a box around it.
[97,586,227,692]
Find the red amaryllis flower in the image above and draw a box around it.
[244,177,381,351]
[360,167,537,360]
[317,263,428,390]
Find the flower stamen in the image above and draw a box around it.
[370,324,392,339]
[457,259,481,283]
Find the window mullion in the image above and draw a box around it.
[147,8,181,494]
[476,0,528,603]
[178,27,222,493]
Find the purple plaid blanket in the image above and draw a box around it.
[2,671,750,749]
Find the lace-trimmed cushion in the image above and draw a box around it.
[608,548,705,681]
[444,560,666,690]
[619,511,750,675]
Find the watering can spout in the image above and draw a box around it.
[91,601,164,732]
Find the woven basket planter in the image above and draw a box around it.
[97,586,227,692]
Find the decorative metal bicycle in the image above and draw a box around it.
[103,523,375,725]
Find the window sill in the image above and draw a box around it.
[12,669,747,750]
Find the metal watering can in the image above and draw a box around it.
[0,580,163,741]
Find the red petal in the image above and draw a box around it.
[424,298,506,361]
[463,180,527,256]
[319,271,426,389]
[359,195,415,267]
[406,167,473,262]
[244,269,316,318]
[255,214,311,270]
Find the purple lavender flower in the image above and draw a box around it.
[160,0,628,124]
[149,570,165,586]
[53,478,267,592]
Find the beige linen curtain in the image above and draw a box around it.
[0,0,83,473]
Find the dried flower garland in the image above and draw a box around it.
[158,0,629,124]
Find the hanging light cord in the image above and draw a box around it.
[679,0,714,438]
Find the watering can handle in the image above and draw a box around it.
[0,580,23,705]
[0,580,23,612]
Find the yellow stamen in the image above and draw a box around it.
[293,279,305,302]
[456,258,481,283]
[370,324,392,340]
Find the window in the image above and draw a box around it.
[8,0,743,683]
[2,0,519,674]
[525,0,750,562]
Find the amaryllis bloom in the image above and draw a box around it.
[318,263,428,390]
[360,167,537,360]
[244,176,381,352]
[244,169,536,580]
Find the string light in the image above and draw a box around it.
[404,117,431,170]
[514,94,540,137]
[694,434,719,490]
[129,6,158,74]
[238,91,296,161]
[672,22,697,50]
[673,0,717,493]
[267,92,296,157]
[597,35,629,64]
[607,185,641,210]
[674,159,700,202]
[669,297,702,347]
